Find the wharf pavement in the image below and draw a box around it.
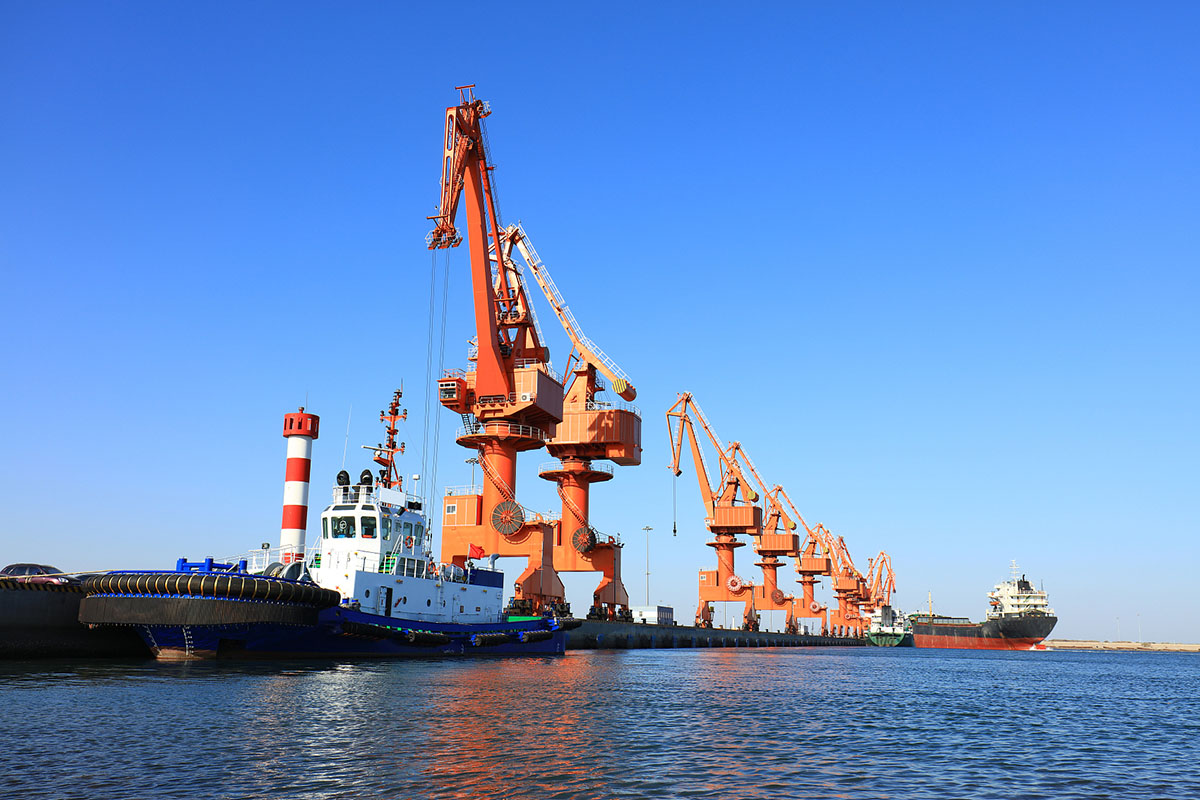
[1044,639,1200,653]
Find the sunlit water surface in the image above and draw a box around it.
[1,648,1196,799]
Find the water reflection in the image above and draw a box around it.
[1,649,1197,799]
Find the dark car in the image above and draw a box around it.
[0,563,72,584]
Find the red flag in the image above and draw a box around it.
[468,543,485,559]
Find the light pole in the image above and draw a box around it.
[465,457,478,487]
[642,525,652,606]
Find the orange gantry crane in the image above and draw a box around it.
[429,86,567,613]
[726,444,804,633]
[735,465,838,635]
[667,393,763,630]
[825,533,869,636]
[759,487,838,635]
[501,223,641,620]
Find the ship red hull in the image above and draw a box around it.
[911,614,1056,651]
[911,633,1047,651]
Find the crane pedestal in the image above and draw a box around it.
[540,458,630,619]
[697,534,758,630]
[752,556,798,633]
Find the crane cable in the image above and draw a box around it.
[425,250,452,546]
[419,250,437,504]
[672,474,677,537]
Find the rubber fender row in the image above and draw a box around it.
[339,620,450,647]
[551,617,583,631]
[470,632,513,647]
[84,572,341,609]
[518,629,554,644]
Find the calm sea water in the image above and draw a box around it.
[1,648,1197,799]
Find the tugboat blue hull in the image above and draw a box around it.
[87,595,567,660]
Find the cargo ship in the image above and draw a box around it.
[910,562,1056,650]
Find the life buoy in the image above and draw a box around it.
[810,601,821,613]
[405,535,415,549]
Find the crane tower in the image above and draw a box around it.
[429,86,566,614]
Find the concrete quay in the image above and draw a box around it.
[566,619,864,650]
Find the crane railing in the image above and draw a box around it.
[687,394,726,456]
[584,399,641,417]
[510,222,634,392]
[538,460,615,477]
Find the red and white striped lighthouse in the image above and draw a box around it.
[281,407,320,564]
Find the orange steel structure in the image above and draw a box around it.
[825,533,869,636]
[501,224,641,618]
[760,487,837,635]
[429,86,566,613]
[726,444,802,633]
[667,393,763,630]
[730,451,846,635]
[863,551,896,613]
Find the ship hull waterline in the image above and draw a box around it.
[911,614,1057,651]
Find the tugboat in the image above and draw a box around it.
[80,394,578,659]
[909,562,1057,650]
[866,604,913,647]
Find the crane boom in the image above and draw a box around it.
[506,223,636,401]
[667,393,758,508]
[866,551,896,607]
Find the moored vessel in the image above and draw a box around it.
[910,562,1056,650]
[866,604,913,647]
[79,397,577,659]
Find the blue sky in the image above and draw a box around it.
[2,3,1196,642]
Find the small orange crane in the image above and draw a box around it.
[667,393,763,629]
[863,551,896,614]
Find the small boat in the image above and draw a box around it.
[79,395,578,660]
[865,604,913,647]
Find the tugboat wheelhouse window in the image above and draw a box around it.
[362,516,377,539]
[322,518,329,539]
[332,516,356,538]
[381,517,391,540]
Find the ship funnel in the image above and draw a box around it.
[281,407,320,565]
